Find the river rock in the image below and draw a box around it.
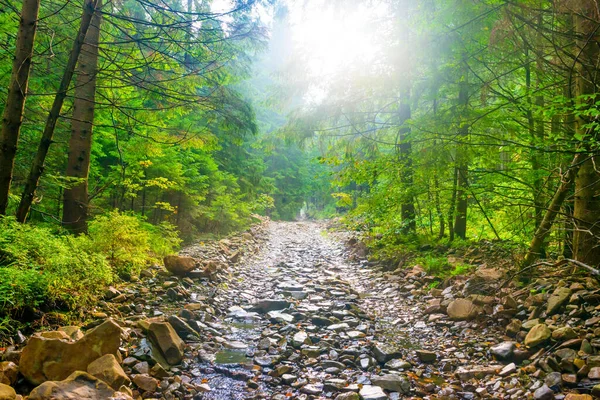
[87,354,130,390]
[163,255,197,276]
[447,298,479,320]
[547,287,572,315]
[490,341,515,360]
[147,322,185,365]
[552,327,578,341]
[371,374,410,393]
[564,394,593,400]
[0,383,15,400]
[20,319,121,385]
[132,374,158,392]
[251,299,291,313]
[533,384,555,400]
[359,384,388,400]
[0,362,17,386]
[334,393,360,400]
[293,331,309,347]
[455,365,501,381]
[525,324,552,347]
[372,342,403,363]
[28,371,132,400]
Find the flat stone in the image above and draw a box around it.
[267,311,294,323]
[300,383,323,395]
[547,287,572,315]
[455,365,501,381]
[359,384,388,400]
[293,331,309,348]
[371,374,410,393]
[385,359,412,370]
[499,363,517,377]
[251,299,291,313]
[416,350,437,363]
[372,343,402,364]
[132,374,158,392]
[552,327,578,341]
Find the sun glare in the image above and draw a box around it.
[287,0,387,79]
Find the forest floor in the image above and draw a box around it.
[2,221,599,400]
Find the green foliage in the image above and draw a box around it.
[414,255,451,276]
[0,211,181,319]
[88,211,180,278]
[0,217,112,317]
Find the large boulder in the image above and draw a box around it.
[148,322,184,365]
[163,255,197,276]
[20,319,121,385]
[87,354,130,390]
[447,298,480,321]
[28,371,133,400]
[0,383,15,400]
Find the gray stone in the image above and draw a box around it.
[490,341,515,360]
[533,384,555,400]
[547,287,572,315]
[371,374,410,393]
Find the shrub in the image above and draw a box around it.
[0,217,112,317]
[88,211,181,278]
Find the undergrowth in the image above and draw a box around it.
[0,211,181,340]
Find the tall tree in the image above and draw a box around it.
[62,0,103,233]
[0,0,41,215]
[572,0,600,265]
[16,0,99,222]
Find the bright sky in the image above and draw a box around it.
[286,0,387,78]
[211,0,389,103]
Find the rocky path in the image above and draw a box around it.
[3,221,600,400]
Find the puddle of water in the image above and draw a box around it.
[214,349,251,365]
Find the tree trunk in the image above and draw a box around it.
[0,0,41,215]
[448,167,457,242]
[523,153,583,267]
[62,0,102,234]
[454,65,469,239]
[16,0,98,223]
[572,0,600,266]
[398,85,416,233]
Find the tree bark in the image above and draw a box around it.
[454,66,469,239]
[0,0,41,215]
[16,0,99,223]
[62,0,102,234]
[398,85,416,233]
[572,0,600,266]
[523,153,583,267]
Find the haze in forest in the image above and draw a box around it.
[0,0,599,372]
